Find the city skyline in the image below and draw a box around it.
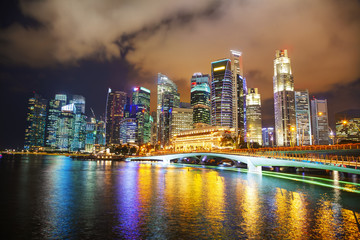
[1,0,360,148]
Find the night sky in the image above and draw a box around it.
[0,0,359,149]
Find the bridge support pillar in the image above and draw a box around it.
[247,160,262,174]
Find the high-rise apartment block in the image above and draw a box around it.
[105,88,127,145]
[311,98,330,145]
[211,59,233,127]
[246,88,262,145]
[24,93,47,150]
[273,49,296,146]
[191,73,211,127]
[295,90,312,146]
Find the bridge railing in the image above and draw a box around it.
[146,149,359,169]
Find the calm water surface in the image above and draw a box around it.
[1,155,360,239]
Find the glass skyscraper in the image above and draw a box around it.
[157,73,180,146]
[70,95,86,152]
[24,93,47,150]
[170,107,193,140]
[211,59,233,127]
[132,87,151,144]
[311,98,330,145]
[246,88,262,145]
[57,103,76,151]
[295,90,312,146]
[273,49,296,146]
[190,73,211,127]
[105,88,127,145]
[230,50,247,139]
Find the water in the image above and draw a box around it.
[1,155,360,239]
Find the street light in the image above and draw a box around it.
[290,126,296,147]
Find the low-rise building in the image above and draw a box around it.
[172,126,235,151]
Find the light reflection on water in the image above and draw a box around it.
[0,155,360,239]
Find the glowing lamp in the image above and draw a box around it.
[213,66,225,71]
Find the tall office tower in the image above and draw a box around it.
[335,109,360,143]
[311,98,330,145]
[246,88,262,145]
[96,120,106,146]
[55,94,67,105]
[85,118,97,153]
[132,87,151,144]
[24,93,47,150]
[151,111,157,145]
[273,49,296,146]
[262,127,274,147]
[230,50,247,140]
[170,107,193,140]
[295,90,312,146]
[211,59,233,127]
[105,88,127,145]
[45,97,63,149]
[157,73,180,146]
[57,103,76,151]
[191,73,211,127]
[70,95,86,114]
[70,95,86,151]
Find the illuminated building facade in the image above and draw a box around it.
[230,50,247,139]
[262,127,274,147]
[295,90,312,146]
[70,95,86,152]
[45,98,62,149]
[273,49,296,146]
[24,93,47,150]
[105,88,127,145]
[170,107,193,140]
[335,109,360,143]
[57,103,76,151]
[211,59,233,127]
[96,120,106,146]
[246,88,262,145]
[173,126,235,151]
[85,118,96,153]
[191,73,211,126]
[120,118,137,144]
[157,73,180,146]
[311,98,330,145]
[132,87,151,144]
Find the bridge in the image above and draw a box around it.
[126,152,360,175]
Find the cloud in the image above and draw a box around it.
[0,0,359,103]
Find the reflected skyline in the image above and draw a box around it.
[0,156,359,239]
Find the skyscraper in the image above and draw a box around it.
[57,103,76,151]
[311,98,330,145]
[157,73,180,146]
[70,95,86,152]
[295,90,312,146]
[45,98,62,149]
[190,73,211,127]
[230,50,247,140]
[24,93,47,150]
[211,59,233,127]
[105,88,127,145]
[132,87,151,144]
[246,88,262,145]
[273,49,296,146]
